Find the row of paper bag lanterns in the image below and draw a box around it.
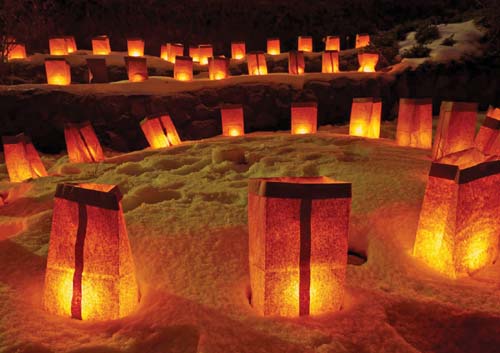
[2,100,500,321]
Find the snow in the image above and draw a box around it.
[1,117,499,353]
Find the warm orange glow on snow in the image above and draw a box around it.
[198,44,213,65]
[49,37,68,55]
[267,38,280,55]
[92,36,111,55]
[208,56,229,80]
[168,43,184,64]
[349,98,382,138]
[127,38,144,57]
[125,56,148,82]
[174,56,193,81]
[248,177,351,317]
[8,43,27,60]
[396,98,433,148]
[288,51,305,75]
[140,114,181,148]
[44,183,139,320]
[231,41,246,60]
[64,122,104,163]
[357,53,378,72]
[247,52,267,75]
[2,134,48,182]
[298,36,313,52]
[291,102,317,135]
[325,36,340,51]
[45,59,71,85]
[221,105,245,137]
[322,51,339,73]
[355,34,370,48]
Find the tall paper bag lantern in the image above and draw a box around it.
[349,98,382,138]
[325,36,340,51]
[355,34,370,48]
[64,122,104,163]
[189,45,200,63]
[432,102,477,160]
[125,56,148,82]
[8,43,27,60]
[45,58,71,85]
[413,158,500,278]
[247,52,267,76]
[322,51,339,73]
[288,51,305,75]
[92,35,111,55]
[198,44,213,65]
[474,106,500,155]
[221,105,245,137]
[44,183,139,320]
[267,38,280,55]
[208,56,229,80]
[357,53,378,72]
[174,56,193,81]
[168,43,184,64]
[86,58,108,83]
[140,114,181,148]
[65,36,77,53]
[396,98,433,148]
[291,102,317,135]
[248,177,351,317]
[127,38,144,57]
[2,134,48,182]
[298,36,313,52]
[49,37,68,55]
[160,43,169,61]
[231,41,246,60]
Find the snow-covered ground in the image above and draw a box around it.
[1,119,499,353]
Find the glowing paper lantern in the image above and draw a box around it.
[208,56,229,80]
[298,36,313,52]
[64,122,104,163]
[124,56,148,82]
[322,51,339,73]
[2,134,47,182]
[291,103,318,135]
[86,58,108,83]
[140,114,181,148]
[288,51,305,75]
[247,52,267,76]
[189,45,200,63]
[49,37,68,55]
[248,177,351,316]
[160,44,169,60]
[349,98,382,139]
[92,35,111,55]
[44,183,139,320]
[198,44,213,65]
[45,58,71,85]
[325,36,340,51]
[168,43,184,64]
[65,36,77,53]
[357,53,378,72]
[231,41,246,60]
[396,98,433,148]
[127,38,144,57]
[173,56,193,81]
[355,34,370,48]
[474,106,500,155]
[7,43,27,60]
[221,105,245,137]
[267,38,280,55]
[432,101,477,160]
[413,159,500,278]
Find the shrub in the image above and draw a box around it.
[401,45,431,58]
[415,25,440,44]
[441,35,456,46]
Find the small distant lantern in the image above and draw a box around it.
[86,58,108,83]
[49,37,68,55]
[44,183,139,320]
[45,58,71,85]
[413,159,500,278]
[92,35,111,55]
[231,41,246,60]
[2,134,48,182]
[221,105,245,137]
[64,122,104,163]
[198,44,213,65]
[174,56,193,81]
[168,43,184,64]
[267,38,281,55]
[65,36,77,53]
[325,36,340,51]
[248,177,351,317]
[432,101,477,160]
[127,38,144,57]
[208,56,229,80]
[474,106,500,155]
[355,34,370,48]
[288,51,305,75]
[140,114,181,148]
[291,102,318,135]
[7,42,27,60]
[349,98,382,139]
[357,53,378,72]
[124,56,148,82]
[247,52,267,76]
[298,36,313,52]
[396,98,433,149]
[189,45,200,63]
[321,51,339,73]
[160,43,169,61]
